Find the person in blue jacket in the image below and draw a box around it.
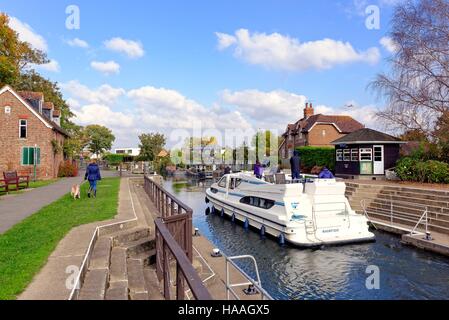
[318,166,335,179]
[85,159,102,198]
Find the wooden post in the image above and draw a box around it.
[163,242,170,300]
[176,263,185,300]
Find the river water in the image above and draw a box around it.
[163,177,449,300]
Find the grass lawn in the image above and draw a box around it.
[0,177,121,300]
[0,179,59,196]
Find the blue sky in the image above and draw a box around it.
[1,0,400,148]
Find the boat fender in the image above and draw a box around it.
[205,207,210,216]
[244,218,249,230]
[231,212,235,223]
[279,233,285,246]
[260,225,266,237]
[221,208,225,217]
[205,197,209,204]
[211,206,216,215]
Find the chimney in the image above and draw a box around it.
[304,102,314,119]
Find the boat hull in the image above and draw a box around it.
[206,190,375,247]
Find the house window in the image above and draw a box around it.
[360,148,373,161]
[343,149,351,161]
[322,130,326,137]
[22,147,41,166]
[336,149,343,162]
[19,120,27,139]
[5,106,11,114]
[351,149,359,162]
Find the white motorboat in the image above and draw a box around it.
[205,173,375,247]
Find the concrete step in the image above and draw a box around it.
[126,238,155,256]
[109,247,127,283]
[127,258,149,300]
[105,281,128,300]
[346,183,449,201]
[112,227,151,247]
[143,265,164,300]
[89,237,112,270]
[78,268,108,300]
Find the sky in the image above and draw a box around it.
[1,0,402,149]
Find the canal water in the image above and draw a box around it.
[164,177,449,300]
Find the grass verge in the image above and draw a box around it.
[0,177,121,300]
[0,179,59,196]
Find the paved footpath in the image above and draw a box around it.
[0,171,118,234]
[19,177,144,300]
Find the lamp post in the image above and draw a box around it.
[33,143,37,182]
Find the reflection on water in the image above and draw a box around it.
[164,177,449,300]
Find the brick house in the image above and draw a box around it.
[279,103,364,165]
[0,85,69,180]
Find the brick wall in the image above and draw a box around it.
[307,124,344,147]
[0,90,65,180]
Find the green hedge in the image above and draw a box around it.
[396,157,449,184]
[295,146,335,172]
[103,154,134,165]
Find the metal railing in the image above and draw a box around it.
[155,218,212,300]
[361,198,430,235]
[225,255,273,300]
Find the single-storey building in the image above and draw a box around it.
[331,128,406,180]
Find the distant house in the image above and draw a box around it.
[114,148,141,157]
[331,128,406,179]
[279,103,364,165]
[0,85,69,179]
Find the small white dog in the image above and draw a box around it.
[71,184,81,200]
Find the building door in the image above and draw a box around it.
[373,145,384,175]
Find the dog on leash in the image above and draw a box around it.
[71,184,81,200]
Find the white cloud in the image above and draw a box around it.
[61,80,125,104]
[104,37,145,58]
[34,59,60,72]
[380,36,399,53]
[66,98,80,109]
[67,38,89,48]
[90,60,120,75]
[73,104,134,128]
[216,29,380,72]
[8,16,48,52]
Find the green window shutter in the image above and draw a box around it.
[29,148,35,165]
[22,147,29,165]
[37,148,41,165]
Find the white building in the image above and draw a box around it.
[114,148,141,157]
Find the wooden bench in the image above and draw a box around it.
[3,171,30,192]
[0,179,7,193]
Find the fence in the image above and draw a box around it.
[143,175,210,300]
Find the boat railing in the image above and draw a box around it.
[225,255,273,300]
[311,202,351,231]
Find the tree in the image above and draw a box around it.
[63,124,88,159]
[138,133,166,161]
[251,130,279,161]
[0,13,48,87]
[84,125,115,158]
[370,0,449,136]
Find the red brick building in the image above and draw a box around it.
[0,85,69,180]
[279,103,364,165]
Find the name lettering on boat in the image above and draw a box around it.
[322,228,339,233]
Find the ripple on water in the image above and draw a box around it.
[164,179,449,300]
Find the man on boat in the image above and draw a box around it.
[290,150,301,181]
[318,166,335,179]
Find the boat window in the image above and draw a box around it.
[210,188,218,194]
[229,178,242,189]
[240,196,275,209]
[218,177,227,188]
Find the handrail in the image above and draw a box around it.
[410,208,429,236]
[155,218,212,300]
[225,255,273,300]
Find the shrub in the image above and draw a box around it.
[58,160,79,177]
[396,157,449,184]
[296,147,335,172]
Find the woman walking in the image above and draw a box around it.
[85,159,102,198]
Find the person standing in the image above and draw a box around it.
[85,159,102,198]
[290,150,301,181]
[254,160,263,179]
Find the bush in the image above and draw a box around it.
[58,160,79,177]
[103,154,135,165]
[296,147,335,172]
[396,157,449,184]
